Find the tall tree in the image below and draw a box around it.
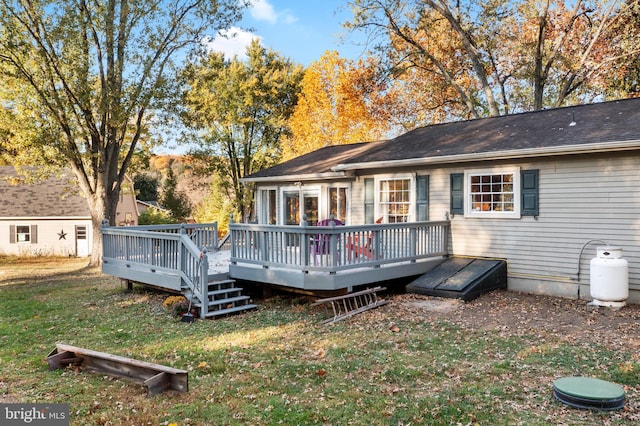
[181,40,303,218]
[345,0,640,122]
[280,51,394,160]
[0,0,245,264]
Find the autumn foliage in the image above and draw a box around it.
[280,51,393,160]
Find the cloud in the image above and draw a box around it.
[250,0,278,24]
[204,27,261,60]
[249,0,297,25]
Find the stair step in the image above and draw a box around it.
[203,304,258,318]
[207,280,236,291]
[208,295,250,307]
[207,287,244,297]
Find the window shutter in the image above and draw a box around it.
[364,178,374,224]
[416,175,429,221]
[521,169,539,216]
[450,173,464,215]
[31,225,38,244]
[10,225,15,244]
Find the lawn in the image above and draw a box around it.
[0,256,638,425]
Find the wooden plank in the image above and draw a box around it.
[144,372,171,397]
[46,344,188,396]
[45,350,81,370]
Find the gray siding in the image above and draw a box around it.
[428,155,640,302]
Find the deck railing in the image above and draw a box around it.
[101,223,217,317]
[229,220,450,273]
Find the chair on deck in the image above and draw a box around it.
[346,217,383,260]
[311,218,343,265]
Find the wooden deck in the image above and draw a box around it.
[101,220,451,314]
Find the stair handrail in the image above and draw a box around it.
[178,228,210,319]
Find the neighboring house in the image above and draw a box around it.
[0,167,138,257]
[136,200,169,216]
[242,98,640,303]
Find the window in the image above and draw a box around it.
[9,224,37,244]
[282,187,320,225]
[16,225,31,243]
[465,168,521,218]
[259,189,277,224]
[329,187,348,222]
[379,178,411,223]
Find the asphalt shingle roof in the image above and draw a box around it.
[246,97,640,180]
[0,167,91,218]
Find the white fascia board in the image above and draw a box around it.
[241,171,350,184]
[331,140,640,172]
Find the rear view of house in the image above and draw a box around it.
[242,98,640,303]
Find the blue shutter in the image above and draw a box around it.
[450,173,464,215]
[364,178,374,224]
[521,169,539,217]
[9,225,15,243]
[31,225,38,244]
[416,175,429,221]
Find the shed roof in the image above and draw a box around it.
[245,97,640,182]
[0,167,91,218]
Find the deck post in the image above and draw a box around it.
[229,214,237,265]
[329,215,338,271]
[301,215,309,269]
[199,247,209,319]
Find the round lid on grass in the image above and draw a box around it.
[553,377,625,411]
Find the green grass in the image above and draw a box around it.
[0,257,638,425]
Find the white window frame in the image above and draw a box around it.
[376,175,413,223]
[280,185,322,225]
[465,167,521,218]
[327,185,350,224]
[16,225,31,243]
[257,187,278,225]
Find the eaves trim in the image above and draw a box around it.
[331,140,640,172]
[241,171,351,184]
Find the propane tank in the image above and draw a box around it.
[590,246,628,308]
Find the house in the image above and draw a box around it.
[0,167,138,257]
[241,98,640,303]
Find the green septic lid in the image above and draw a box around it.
[553,377,625,411]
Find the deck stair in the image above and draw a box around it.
[187,278,257,319]
[311,286,388,324]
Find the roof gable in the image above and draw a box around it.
[245,98,640,181]
[0,167,91,218]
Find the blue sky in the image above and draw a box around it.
[206,0,368,65]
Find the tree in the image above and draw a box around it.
[280,51,393,160]
[161,167,192,222]
[181,40,303,219]
[0,0,244,264]
[345,0,640,122]
[133,174,160,201]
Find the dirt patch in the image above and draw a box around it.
[393,290,640,350]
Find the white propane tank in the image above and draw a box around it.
[590,246,629,308]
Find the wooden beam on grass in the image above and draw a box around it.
[46,343,188,397]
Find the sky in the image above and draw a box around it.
[205,0,368,65]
